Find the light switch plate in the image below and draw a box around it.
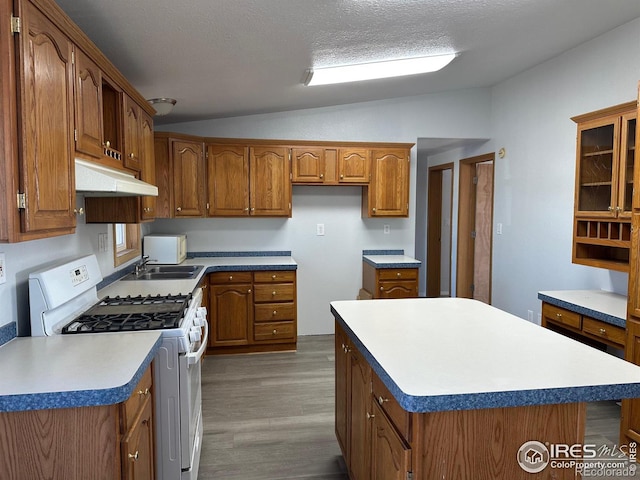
[383,225,390,234]
[0,252,5,284]
[316,224,325,236]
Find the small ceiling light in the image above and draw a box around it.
[304,53,456,86]
[148,98,177,116]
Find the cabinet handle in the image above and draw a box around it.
[366,412,375,419]
[176,207,182,212]
[273,310,277,316]
[250,207,255,212]
[73,208,84,215]
[556,313,562,318]
[244,207,249,212]
[608,206,613,211]
[138,388,150,396]
[272,329,277,335]
[616,206,622,212]
[378,396,389,405]
[599,328,607,336]
[128,451,139,461]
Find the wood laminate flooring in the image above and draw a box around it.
[199,335,638,480]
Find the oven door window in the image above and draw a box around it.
[179,354,202,470]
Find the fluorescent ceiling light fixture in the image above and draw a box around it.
[304,53,456,86]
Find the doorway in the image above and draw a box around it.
[426,163,454,298]
[456,153,494,303]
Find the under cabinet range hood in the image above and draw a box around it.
[75,159,158,197]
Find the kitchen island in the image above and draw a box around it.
[332,298,640,479]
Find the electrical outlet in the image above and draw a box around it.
[497,223,503,235]
[316,224,325,236]
[383,224,390,234]
[537,313,542,324]
[527,310,533,322]
[0,253,5,285]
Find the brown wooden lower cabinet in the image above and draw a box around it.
[621,317,640,445]
[0,365,155,480]
[335,321,585,479]
[208,270,297,354]
[362,262,419,299]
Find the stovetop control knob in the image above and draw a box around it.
[189,327,202,343]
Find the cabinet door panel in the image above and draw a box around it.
[18,2,75,233]
[370,402,411,480]
[292,147,324,183]
[140,113,156,220]
[123,96,142,171]
[349,348,371,480]
[335,323,350,461]
[121,396,154,480]
[338,148,369,183]
[622,319,640,444]
[250,146,291,216]
[74,49,103,159]
[173,140,206,217]
[208,145,249,216]
[210,284,252,346]
[378,282,418,299]
[368,149,409,216]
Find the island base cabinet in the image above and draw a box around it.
[370,401,411,480]
[415,402,585,480]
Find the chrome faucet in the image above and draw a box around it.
[134,255,152,276]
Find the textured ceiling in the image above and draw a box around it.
[54,0,640,125]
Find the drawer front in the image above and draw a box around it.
[583,317,625,347]
[209,271,253,284]
[542,303,581,330]
[255,303,296,322]
[378,268,418,281]
[254,283,295,303]
[378,281,418,299]
[123,366,153,431]
[254,321,295,342]
[371,374,411,441]
[254,271,296,283]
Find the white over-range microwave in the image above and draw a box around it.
[143,234,187,264]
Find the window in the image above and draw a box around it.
[113,223,141,266]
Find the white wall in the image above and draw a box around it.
[157,89,493,335]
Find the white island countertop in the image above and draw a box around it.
[331,298,640,412]
[0,331,161,412]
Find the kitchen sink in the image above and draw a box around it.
[122,265,204,281]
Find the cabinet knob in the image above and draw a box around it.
[366,412,375,419]
[104,140,111,148]
[244,207,249,212]
[248,289,252,293]
[129,153,135,158]
[272,274,277,279]
[73,208,84,215]
[272,329,277,335]
[556,313,562,318]
[372,208,376,213]
[396,272,401,277]
[380,286,384,291]
[138,388,150,396]
[251,207,255,212]
[320,174,324,179]
[176,207,182,212]
[272,291,277,296]
[378,396,389,405]
[616,206,622,212]
[273,310,277,316]
[608,206,613,211]
[599,328,607,336]
[340,174,344,179]
[229,275,233,280]
[128,451,139,461]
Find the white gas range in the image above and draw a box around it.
[28,254,208,480]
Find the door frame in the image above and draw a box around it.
[426,162,454,297]
[456,153,495,301]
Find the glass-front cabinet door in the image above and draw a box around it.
[575,112,636,218]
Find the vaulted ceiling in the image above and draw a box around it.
[55,0,640,125]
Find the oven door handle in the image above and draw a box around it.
[186,319,209,365]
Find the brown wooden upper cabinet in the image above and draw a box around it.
[338,148,370,183]
[123,95,143,172]
[573,103,636,219]
[364,148,410,217]
[291,147,325,183]
[74,49,104,160]
[173,140,207,217]
[14,0,76,236]
[207,144,291,217]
